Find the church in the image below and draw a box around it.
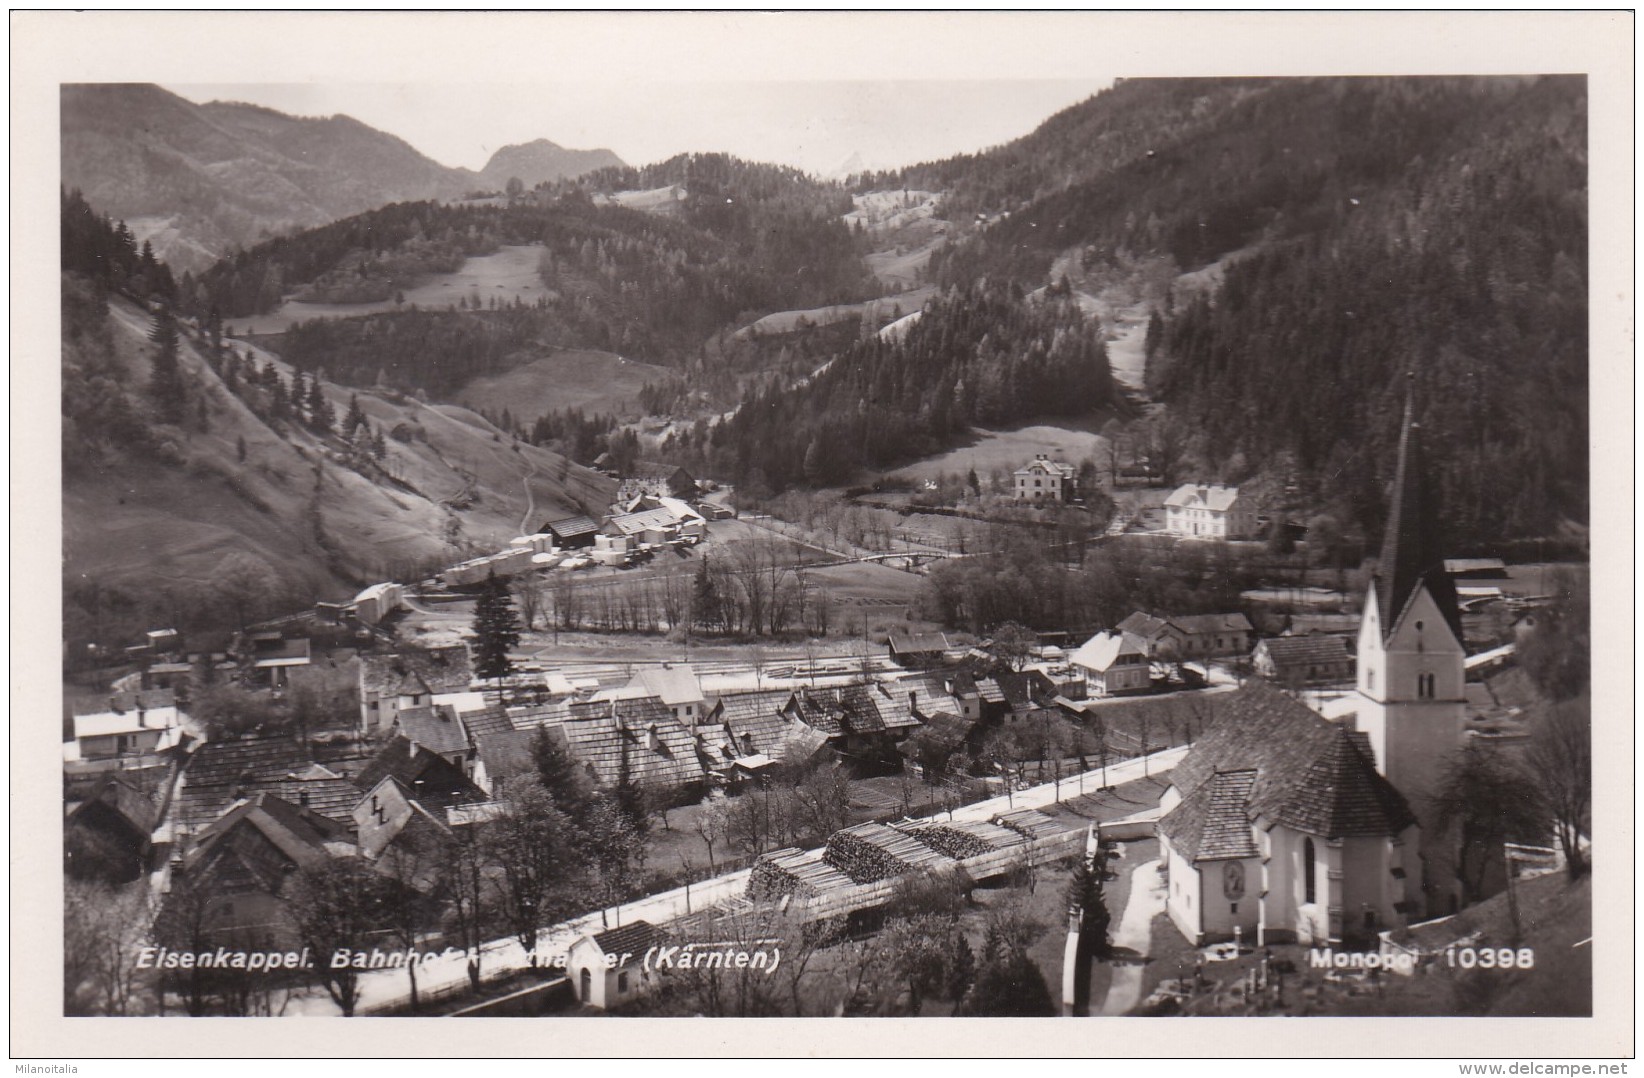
[1158,399,1467,946]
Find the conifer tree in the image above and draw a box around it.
[472,571,521,682]
[147,308,187,425]
[344,394,368,437]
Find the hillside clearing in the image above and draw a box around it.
[238,245,553,335]
[888,424,1109,483]
[455,348,672,421]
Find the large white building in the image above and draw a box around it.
[1164,484,1257,539]
[1157,402,1466,945]
[1014,455,1078,502]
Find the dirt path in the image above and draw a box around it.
[1099,856,1168,1015]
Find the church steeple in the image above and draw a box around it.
[1374,378,1462,644]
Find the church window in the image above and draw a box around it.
[1304,838,1317,904]
[1418,673,1436,699]
[1367,668,1375,692]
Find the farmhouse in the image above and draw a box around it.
[886,631,951,669]
[1253,635,1355,686]
[1069,631,1151,696]
[1013,454,1078,502]
[1164,484,1257,539]
[536,515,601,551]
[65,695,191,764]
[358,645,474,735]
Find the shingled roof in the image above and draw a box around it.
[353,735,485,809]
[1159,770,1260,862]
[186,791,354,893]
[1169,612,1254,636]
[360,646,473,697]
[1161,683,1415,853]
[789,685,889,738]
[175,736,314,831]
[559,704,704,789]
[1258,634,1354,670]
[589,919,662,960]
[394,704,470,757]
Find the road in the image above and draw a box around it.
[282,743,1187,1015]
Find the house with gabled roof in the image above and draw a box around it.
[1070,631,1152,696]
[353,734,487,811]
[536,515,601,550]
[352,774,454,867]
[1013,454,1078,502]
[623,664,708,726]
[561,700,706,793]
[391,704,473,771]
[358,645,473,735]
[66,770,172,884]
[1253,634,1355,686]
[470,728,539,799]
[886,631,951,669]
[1158,682,1418,948]
[1164,484,1257,539]
[168,792,357,945]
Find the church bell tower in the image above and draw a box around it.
[1354,384,1466,917]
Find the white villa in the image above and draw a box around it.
[1014,455,1078,502]
[1164,484,1257,539]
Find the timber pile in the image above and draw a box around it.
[898,819,1027,860]
[993,808,1069,842]
[823,822,952,883]
[748,847,855,900]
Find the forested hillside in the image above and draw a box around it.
[60,189,615,660]
[660,278,1123,493]
[870,76,1587,547]
[185,157,875,387]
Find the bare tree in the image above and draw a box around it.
[483,779,584,967]
[64,879,152,1015]
[287,858,391,1016]
[1527,695,1591,879]
[693,794,730,874]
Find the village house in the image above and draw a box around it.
[1167,613,1256,658]
[65,691,193,766]
[561,699,707,794]
[622,665,709,727]
[536,514,601,551]
[166,792,357,947]
[1157,682,1418,947]
[886,631,951,669]
[784,684,922,768]
[1069,631,1152,696]
[469,727,539,800]
[352,774,454,864]
[1164,484,1257,539]
[239,631,313,689]
[352,582,405,627]
[566,920,663,1010]
[358,645,474,735]
[1013,454,1078,502]
[1253,634,1356,686]
[389,704,474,774]
[65,770,172,884]
[354,734,488,811]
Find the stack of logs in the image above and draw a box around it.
[823,822,950,883]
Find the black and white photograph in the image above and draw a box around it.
[12,9,1631,1062]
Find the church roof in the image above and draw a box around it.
[1375,397,1463,644]
[1161,682,1415,851]
[1161,770,1259,862]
